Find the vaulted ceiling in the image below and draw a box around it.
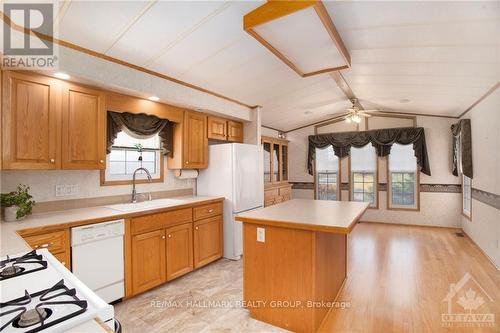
[54,0,499,131]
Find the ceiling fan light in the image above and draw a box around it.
[345,117,352,123]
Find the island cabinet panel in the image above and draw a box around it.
[194,216,223,268]
[61,84,106,170]
[2,71,61,169]
[166,223,193,281]
[131,229,166,294]
[243,223,347,333]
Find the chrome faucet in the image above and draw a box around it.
[131,167,153,203]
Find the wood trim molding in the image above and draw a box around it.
[100,155,165,186]
[0,12,255,110]
[458,81,500,118]
[243,1,350,78]
[365,112,417,130]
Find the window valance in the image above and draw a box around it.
[451,119,472,178]
[308,127,431,176]
[106,111,173,156]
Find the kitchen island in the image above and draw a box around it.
[236,199,369,333]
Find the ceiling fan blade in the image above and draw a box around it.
[360,113,372,118]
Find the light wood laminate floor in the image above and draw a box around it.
[115,223,500,333]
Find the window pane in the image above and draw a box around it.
[404,173,415,182]
[126,161,141,174]
[109,150,125,161]
[363,183,373,193]
[392,173,402,183]
[127,150,141,162]
[141,162,156,174]
[353,182,364,192]
[108,161,125,175]
[364,193,374,203]
[353,193,364,201]
[141,151,156,162]
[363,173,374,183]
[353,173,364,182]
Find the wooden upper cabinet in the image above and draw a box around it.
[131,229,166,294]
[62,84,106,169]
[182,111,208,169]
[2,71,61,169]
[165,222,193,281]
[227,120,243,143]
[207,116,227,141]
[206,116,244,143]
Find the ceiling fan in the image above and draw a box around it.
[343,99,378,123]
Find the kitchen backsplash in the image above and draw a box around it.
[0,168,194,203]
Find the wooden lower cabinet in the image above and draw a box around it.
[166,223,193,281]
[194,216,223,268]
[264,184,292,207]
[131,229,166,294]
[128,201,224,296]
[21,229,71,269]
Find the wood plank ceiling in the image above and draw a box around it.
[54,0,499,131]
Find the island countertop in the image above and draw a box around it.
[236,199,369,234]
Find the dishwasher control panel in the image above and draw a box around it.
[71,219,124,246]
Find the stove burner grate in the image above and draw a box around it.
[0,250,47,281]
[0,265,25,278]
[13,308,52,328]
[0,279,88,333]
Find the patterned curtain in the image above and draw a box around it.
[451,119,473,178]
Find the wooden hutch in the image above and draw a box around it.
[262,136,292,207]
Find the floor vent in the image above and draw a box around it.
[456,232,465,237]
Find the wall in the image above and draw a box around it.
[0,158,195,203]
[460,89,500,268]
[283,115,463,227]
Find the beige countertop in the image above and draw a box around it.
[0,195,223,256]
[236,199,369,234]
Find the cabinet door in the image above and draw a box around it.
[227,121,243,143]
[207,116,227,141]
[263,141,272,184]
[281,144,288,181]
[194,216,223,268]
[61,83,106,170]
[183,111,207,169]
[132,229,166,294]
[2,71,61,169]
[166,223,193,281]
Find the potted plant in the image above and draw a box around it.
[1,185,36,222]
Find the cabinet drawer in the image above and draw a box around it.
[193,202,222,221]
[131,208,193,235]
[279,186,292,201]
[264,188,278,200]
[24,230,67,254]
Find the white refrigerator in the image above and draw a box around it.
[197,143,264,260]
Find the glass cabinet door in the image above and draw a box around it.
[273,143,280,182]
[281,145,288,181]
[263,142,271,183]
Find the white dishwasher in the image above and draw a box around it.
[71,219,125,304]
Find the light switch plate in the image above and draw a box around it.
[257,227,265,243]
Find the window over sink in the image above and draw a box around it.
[102,131,163,185]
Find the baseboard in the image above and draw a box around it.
[358,220,461,230]
[461,229,500,271]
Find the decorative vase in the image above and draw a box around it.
[4,206,23,222]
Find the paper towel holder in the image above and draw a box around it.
[174,169,199,179]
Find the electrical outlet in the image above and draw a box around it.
[55,184,79,197]
[257,227,265,243]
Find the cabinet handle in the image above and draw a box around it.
[168,234,172,238]
[162,236,165,239]
[195,226,199,230]
[35,243,50,249]
[50,159,55,163]
[185,161,189,165]
[208,209,214,213]
[99,160,104,164]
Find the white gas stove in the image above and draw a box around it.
[0,249,115,333]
